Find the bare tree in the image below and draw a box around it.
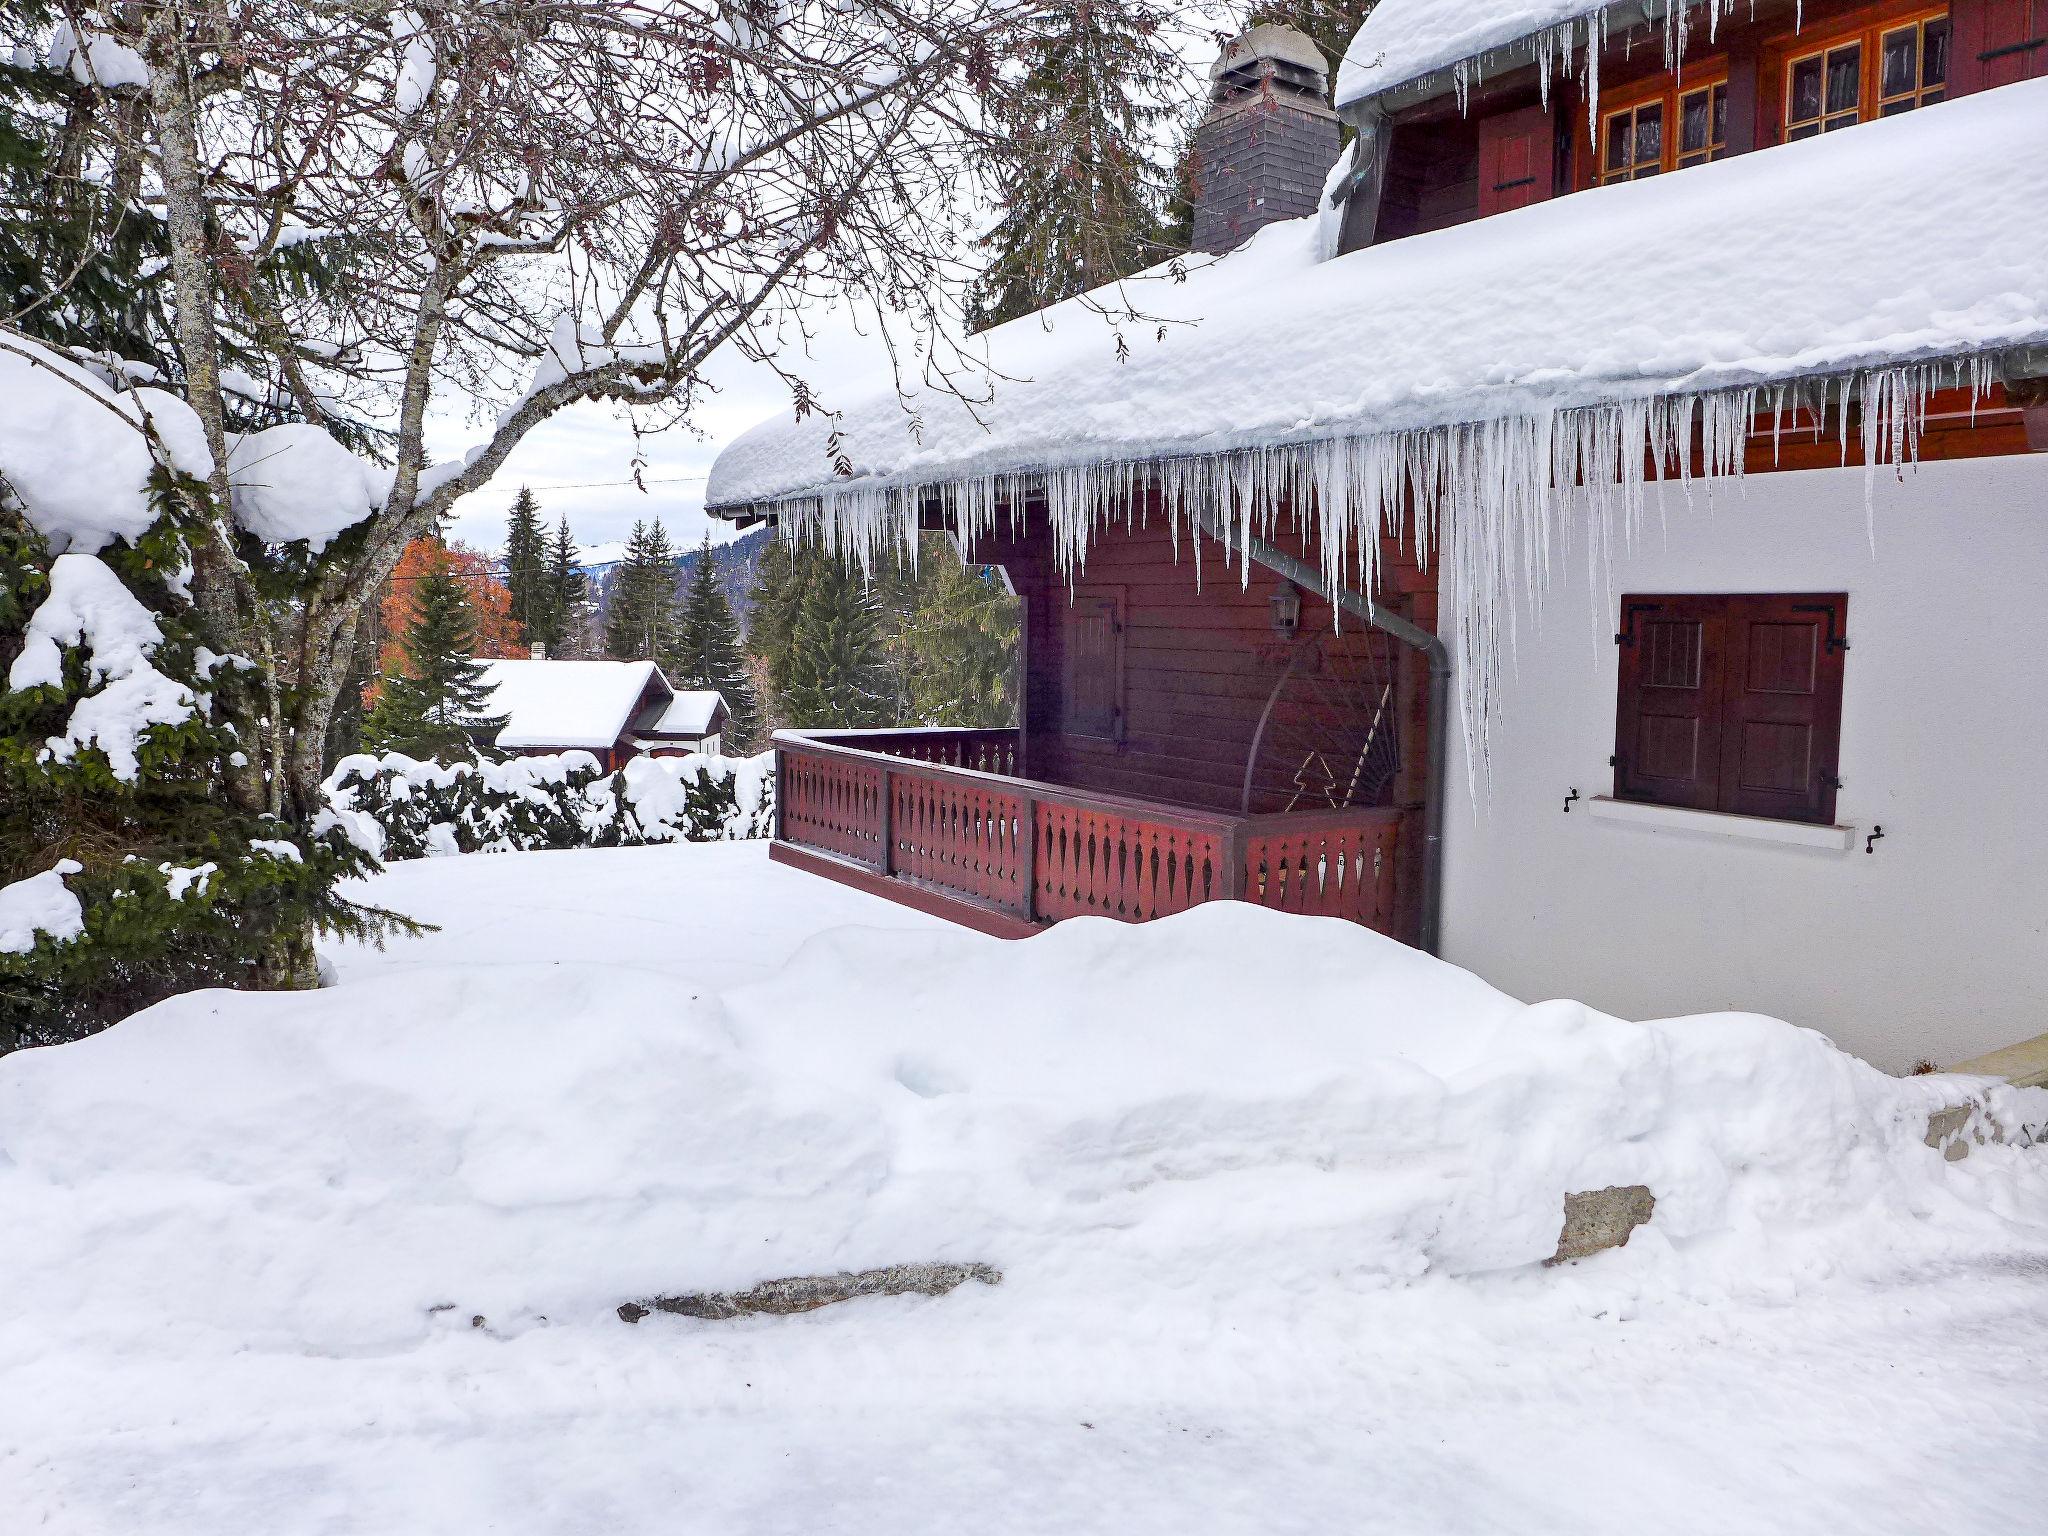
[27,0,1082,834]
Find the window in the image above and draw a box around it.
[1060,590,1125,743]
[1601,99,1665,182]
[1783,11,1949,140]
[1614,594,1848,826]
[1879,15,1951,112]
[1676,81,1729,167]
[1599,75,1726,184]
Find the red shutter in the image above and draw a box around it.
[1951,0,2046,93]
[1716,595,1846,825]
[1478,106,1557,217]
[1061,591,1125,743]
[1614,597,1725,812]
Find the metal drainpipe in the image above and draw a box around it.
[1192,514,1450,956]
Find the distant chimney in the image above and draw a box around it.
[530,641,547,660]
[1190,25,1341,256]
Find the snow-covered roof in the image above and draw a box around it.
[1334,0,1609,109]
[643,690,727,738]
[708,84,2048,517]
[475,658,664,751]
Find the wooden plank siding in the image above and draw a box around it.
[966,496,1435,944]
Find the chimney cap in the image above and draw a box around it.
[1209,23,1330,86]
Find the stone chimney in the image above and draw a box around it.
[530,641,547,660]
[1189,25,1342,256]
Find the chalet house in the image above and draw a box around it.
[473,658,729,770]
[705,1,2048,1073]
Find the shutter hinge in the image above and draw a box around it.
[1608,755,1619,767]
[1616,601,1662,646]
[1493,176,1537,192]
[1792,602,1848,653]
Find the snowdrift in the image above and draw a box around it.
[4,900,2043,1362]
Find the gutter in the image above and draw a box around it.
[1188,510,1450,957]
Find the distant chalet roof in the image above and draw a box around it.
[707,83,2048,520]
[644,690,727,738]
[475,658,664,751]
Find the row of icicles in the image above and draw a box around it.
[772,358,2000,775]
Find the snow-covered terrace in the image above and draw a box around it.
[708,83,2048,523]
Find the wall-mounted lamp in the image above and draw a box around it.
[1269,580,1302,640]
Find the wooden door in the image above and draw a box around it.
[1477,106,1557,217]
[1060,590,1125,744]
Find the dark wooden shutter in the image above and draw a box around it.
[1477,106,1557,217]
[1061,590,1125,743]
[1615,597,1725,811]
[1952,0,2045,91]
[1716,594,1846,824]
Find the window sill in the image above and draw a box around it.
[1583,796,1855,851]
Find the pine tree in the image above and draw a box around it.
[778,558,888,728]
[543,516,588,658]
[364,555,506,762]
[895,536,1021,727]
[502,486,552,649]
[668,533,761,751]
[603,518,681,662]
[968,0,1182,330]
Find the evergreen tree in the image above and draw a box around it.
[364,555,506,762]
[968,0,1182,330]
[1,472,402,1048]
[668,533,761,751]
[777,557,888,728]
[895,537,1022,727]
[746,535,814,732]
[1,10,170,368]
[603,518,681,662]
[502,486,552,649]
[543,516,588,658]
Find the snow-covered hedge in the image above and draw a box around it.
[319,750,774,861]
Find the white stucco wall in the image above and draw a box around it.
[1441,451,2048,1073]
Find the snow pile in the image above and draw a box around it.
[225,424,394,549]
[5,848,2048,1529]
[44,19,148,90]
[0,333,392,555]
[320,748,774,860]
[0,338,210,554]
[0,900,2041,1363]
[7,552,195,780]
[474,657,661,751]
[0,860,84,954]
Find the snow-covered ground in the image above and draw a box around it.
[5,844,2047,1534]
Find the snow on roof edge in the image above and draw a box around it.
[706,86,2048,519]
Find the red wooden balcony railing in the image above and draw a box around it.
[773,728,1402,939]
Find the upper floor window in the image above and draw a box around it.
[1784,11,1949,140]
[1600,76,1727,183]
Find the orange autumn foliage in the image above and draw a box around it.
[365,537,524,706]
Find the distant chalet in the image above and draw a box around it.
[473,658,729,771]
